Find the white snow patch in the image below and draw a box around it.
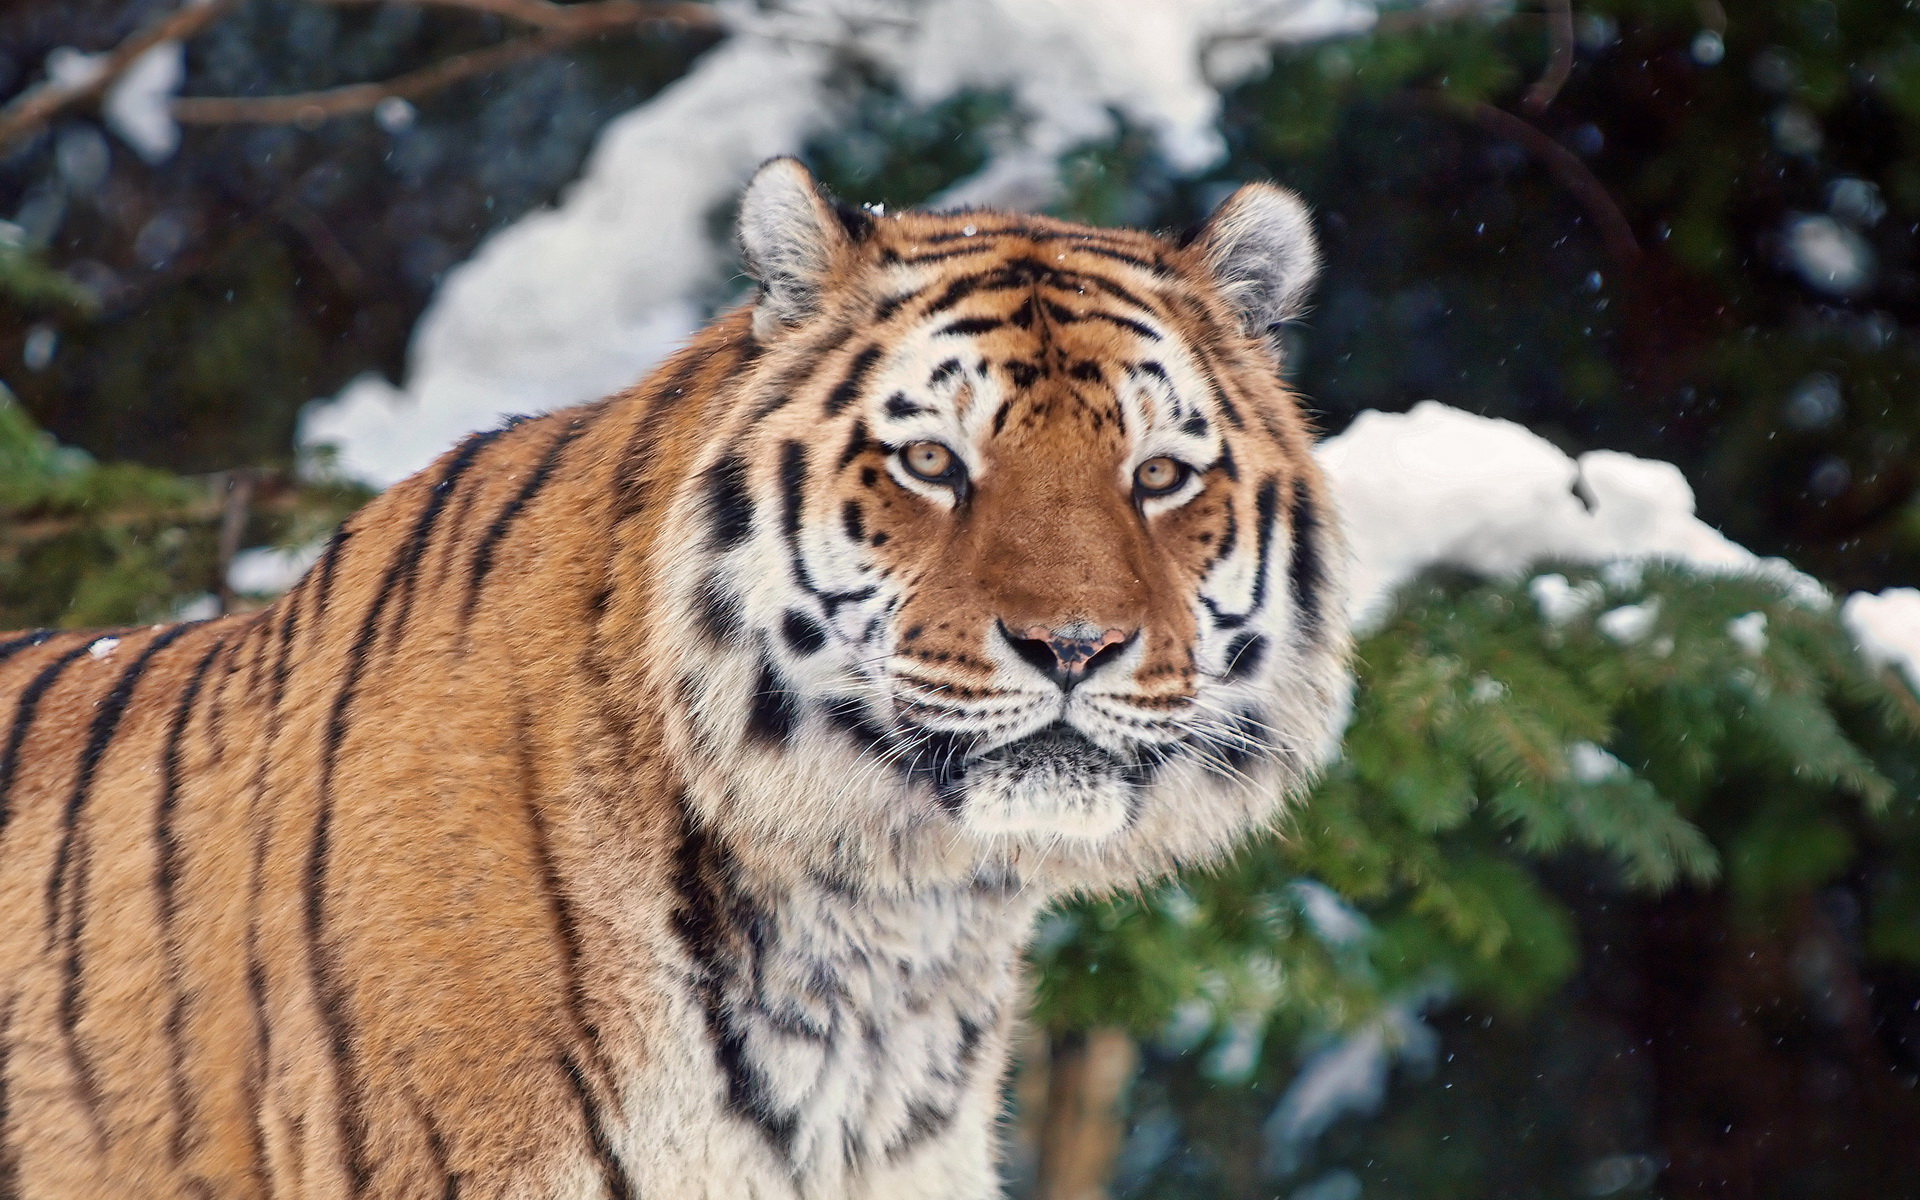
[1726,610,1768,656]
[1292,878,1369,947]
[1316,402,1828,631]
[1568,740,1629,784]
[104,40,185,162]
[88,636,120,660]
[1843,588,1920,695]
[228,541,326,596]
[44,47,109,91]
[1261,993,1439,1174]
[300,0,1377,487]
[1529,573,1603,625]
[1598,598,1661,644]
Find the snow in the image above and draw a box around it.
[1529,573,1603,625]
[87,636,120,660]
[104,40,186,163]
[1597,598,1661,644]
[1568,741,1629,784]
[299,0,1376,486]
[1842,589,1920,694]
[1726,611,1768,656]
[1261,991,1440,1174]
[228,541,325,596]
[1317,402,1829,631]
[41,39,186,163]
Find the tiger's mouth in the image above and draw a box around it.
[945,724,1139,841]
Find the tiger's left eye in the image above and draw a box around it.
[1134,456,1189,497]
[901,441,959,483]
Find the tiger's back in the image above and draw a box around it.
[0,160,1350,1198]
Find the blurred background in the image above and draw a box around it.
[4,1,1920,1196]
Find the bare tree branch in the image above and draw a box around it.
[174,0,717,126]
[1444,95,1641,269]
[318,0,717,31]
[1522,0,1575,113]
[0,0,243,154]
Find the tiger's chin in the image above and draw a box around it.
[953,726,1137,841]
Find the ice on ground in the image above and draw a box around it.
[1843,588,1920,694]
[1315,401,1828,631]
[299,0,1376,487]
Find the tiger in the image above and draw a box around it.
[0,157,1350,1199]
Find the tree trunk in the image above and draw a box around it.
[1033,1026,1139,1200]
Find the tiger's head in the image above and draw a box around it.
[650,159,1350,892]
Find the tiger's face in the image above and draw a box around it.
[652,161,1350,890]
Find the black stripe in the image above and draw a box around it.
[779,441,808,561]
[873,290,922,323]
[418,1101,458,1200]
[890,243,1003,266]
[824,345,883,416]
[884,392,929,420]
[0,999,16,1198]
[692,572,744,645]
[0,630,53,670]
[1221,632,1267,682]
[1288,477,1327,642]
[311,527,353,630]
[886,1101,957,1162]
[464,412,597,620]
[562,1055,638,1200]
[839,420,871,470]
[613,341,734,520]
[50,625,200,1130]
[519,731,611,1077]
[704,455,754,551]
[158,636,226,1166]
[308,438,510,1188]
[670,813,801,1161]
[1202,478,1279,631]
[781,609,827,657]
[1088,311,1161,340]
[936,316,1002,337]
[746,655,801,746]
[386,428,507,650]
[1068,243,1170,273]
[0,640,94,844]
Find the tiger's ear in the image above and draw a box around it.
[1193,182,1320,341]
[738,157,870,341]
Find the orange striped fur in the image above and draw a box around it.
[0,160,1350,1198]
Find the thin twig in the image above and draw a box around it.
[1446,95,1641,269]
[0,0,244,154]
[317,0,718,31]
[214,468,257,614]
[1522,0,1575,113]
[174,0,715,126]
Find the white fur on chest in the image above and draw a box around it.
[615,836,1041,1200]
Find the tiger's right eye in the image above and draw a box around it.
[901,441,959,484]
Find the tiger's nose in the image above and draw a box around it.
[999,622,1137,691]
